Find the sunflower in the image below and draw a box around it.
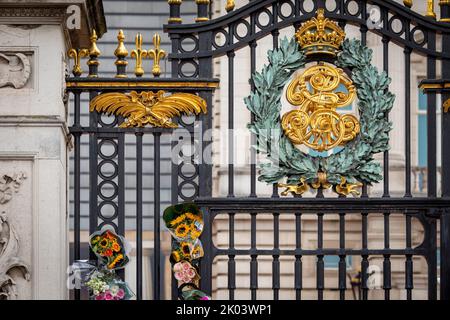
[175,223,190,238]
[99,238,109,249]
[184,212,199,221]
[180,242,192,257]
[91,236,101,245]
[190,228,202,240]
[192,245,204,258]
[171,251,182,262]
[170,214,186,227]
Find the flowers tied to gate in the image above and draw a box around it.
[163,203,204,242]
[173,261,200,286]
[85,270,134,300]
[90,229,130,270]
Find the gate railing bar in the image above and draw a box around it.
[317,212,324,300]
[154,132,162,300]
[294,211,302,300]
[383,212,392,300]
[440,1,450,301]
[249,39,257,198]
[135,132,143,300]
[227,50,235,197]
[228,212,236,300]
[426,31,437,198]
[88,97,98,261]
[250,212,258,299]
[382,33,390,198]
[272,212,280,300]
[338,212,346,300]
[405,213,413,300]
[194,197,450,211]
[73,90,81,301]
[405,46,412,198]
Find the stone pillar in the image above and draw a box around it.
[0,1,105,299]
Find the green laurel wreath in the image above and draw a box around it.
[244,37,395,186]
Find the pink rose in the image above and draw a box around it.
[104,291,114,300]
[95,293,105,300]
[116,288,125,299]
[182,262,191,270]
[200,296,211,300]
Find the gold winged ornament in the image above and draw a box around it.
[90,90,207,128]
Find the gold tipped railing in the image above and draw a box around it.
[131,33,147,77]
[114,30,129,78]
[67,48,89,77]
[67,31,168,78]
[148,34,166,78]
[403,0,413,8]
[226,0,235,12]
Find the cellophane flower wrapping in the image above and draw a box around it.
[89,229,131,270]
[86,270,134,300]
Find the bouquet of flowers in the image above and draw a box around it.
[164,202,211,300]
[90,229,130,270]
[86,270,134,300]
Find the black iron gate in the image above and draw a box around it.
[68,0,450,300]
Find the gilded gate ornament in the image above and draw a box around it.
[245,9,395,197]
[90,90,207,128]
[282,63,359,151]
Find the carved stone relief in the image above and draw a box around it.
[0,52,31,89]
[0,173,31,300]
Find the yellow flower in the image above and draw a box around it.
[190,228,202,240]
[175,223,190,238]
[184,212,198,221]
[170,214,186,227]
[171,251,181,262]
[180,242,192,257]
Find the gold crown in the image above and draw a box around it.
[295,8,345,56]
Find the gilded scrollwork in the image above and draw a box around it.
[282,63,360,152]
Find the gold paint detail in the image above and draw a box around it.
[278,178,309,196]
[404,0,413,8]
[168,0,182,4]
[420,82,450,89]
[439,0,450,5]
[195,17,209,22]
[335,177,363,196]
[426,0,436,19]
[88,29,101,59]
[66,81,219,89]
[282,63,360,152]
[443,98,450,113]
[114,30,128,65]
[67,48,89,76]
[168,17,183,23]
[90,91,207,128]
[277,174,362,196]
[148,34,166,77]
[295,8,345,56]
[131,33,148,77]
[226,0,235,12]
[440,18,450,22]
[311,172,332,190]
[195,0,210,4]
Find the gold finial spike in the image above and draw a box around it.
[148,33,166,77]
[114,30,128,78]
[403,0,413,8]
[87,29,101,77]
[89,29,101,57]
[67,48,89,77]
[226,0,235,12]
[131,33,148,77]
[426,0,436,19]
